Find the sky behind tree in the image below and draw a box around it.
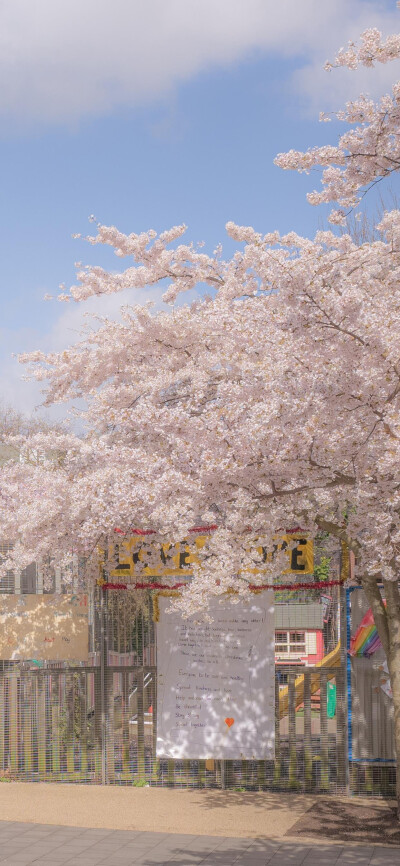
[1,0,400,416]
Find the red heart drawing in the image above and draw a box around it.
[225,717,234,728]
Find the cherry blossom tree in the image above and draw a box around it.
[2,6,400,809]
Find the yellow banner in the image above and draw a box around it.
[258,534,313,575]
[109,533,313,579]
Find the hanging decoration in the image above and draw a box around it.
[349,605,384,657]
[373,660,393,700]
[101,577,344,592]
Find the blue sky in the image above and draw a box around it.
[1,0,399,417]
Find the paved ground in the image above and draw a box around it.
[0,820,398,866]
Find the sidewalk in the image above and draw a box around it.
[0,820,398,865]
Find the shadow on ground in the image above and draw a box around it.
[191,790,312,811]
[140,840,305,866]
[288,796,400,845]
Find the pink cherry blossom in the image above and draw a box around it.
[2,4,400,811]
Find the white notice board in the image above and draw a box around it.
[156,593,275,759]
[0,594,89,661]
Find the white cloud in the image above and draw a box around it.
[292,4,400,113]
[0,282,170,418]
[0,356,43,417]
[46,287,161,349]
[0,0,398,126]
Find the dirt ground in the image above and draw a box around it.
[288,796,400,846]
[0,784,316,837]
[0,784,398,844]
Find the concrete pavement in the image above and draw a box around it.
[0,820,398,865]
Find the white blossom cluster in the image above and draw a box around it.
[275,25,400,224]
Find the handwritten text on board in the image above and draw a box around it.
[156,594,275,760]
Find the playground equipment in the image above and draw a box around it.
[279,642,341,719]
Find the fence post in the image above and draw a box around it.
[23,677,33,776]
[9,675,18,775]
[257,758,266,789]
[273,675,281,785]
[51,676,60,778]
[66,674,75,777]
[37,675,46,778]
[319,670,329,791]
[339,572,350,794]
[122,672,130,778]
[220,759,226,789]
[100,586,107,784]
[137,668,145,781]
[150,670,159,783]
[106,665,115,783]
[288,671,298,789]
[303,670,312,791]
[0,671,4,773]
[336,585,349,794]
[136,612,146,782]
[79,672,88,779]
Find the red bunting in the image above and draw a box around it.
[101,578,344,592]
[113,524,300,536]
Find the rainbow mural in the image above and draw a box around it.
[350,606,383,658]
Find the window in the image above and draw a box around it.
[275,630,306,656]
[289,631,306,654]
[275,631,288,653]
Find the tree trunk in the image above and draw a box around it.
[362,576,400,818]
[383,579,400,819]
[313,523,400,815]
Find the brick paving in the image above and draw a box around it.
[0,821,398,866]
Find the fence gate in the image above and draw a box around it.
[0,589,348,792]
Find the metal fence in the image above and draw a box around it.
[347,587,396,799]
[0,663,348,793]
[0,583,396,796]
[0,587,351,794]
